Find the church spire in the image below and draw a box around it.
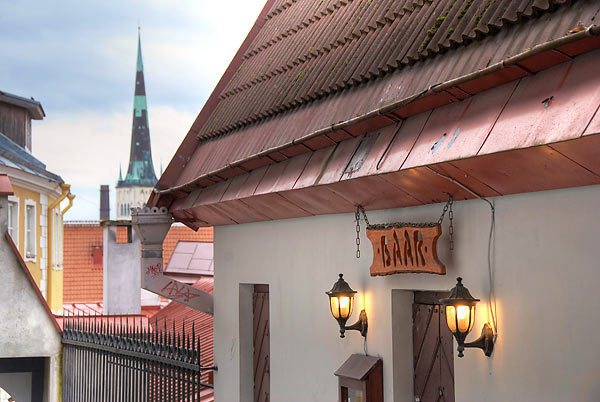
[117,27,157,188]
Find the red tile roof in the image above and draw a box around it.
[153,0,600,201]
[63,222,104,303]
[63,222,213,303]
[55,303,149,330]
[152,277,214,396]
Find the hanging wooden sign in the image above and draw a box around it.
[366,225,445,276]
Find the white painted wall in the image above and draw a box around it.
[213,184,600,402]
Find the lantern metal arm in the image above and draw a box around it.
[339,309,368,338]
[460,323,494,357]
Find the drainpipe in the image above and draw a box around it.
[61,193,76,217]
[48,183,70,210]
[43,183,70,300]
[131,207,213,315]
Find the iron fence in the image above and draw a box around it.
[62,316,215,402]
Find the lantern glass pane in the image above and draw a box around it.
[446,305,476,334]
[445,305,457,333]
[456,305,471,333]
[330,296,353,319]
[468,305,476,333]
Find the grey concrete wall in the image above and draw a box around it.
[103,225,142,315]
[213,184,600,402]
[0,195,61,402]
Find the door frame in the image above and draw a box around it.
[0,357,45,402]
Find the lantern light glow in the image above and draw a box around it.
[440,277,494,358]
[326,274,368,338]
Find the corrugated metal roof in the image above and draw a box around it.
[168,49,600,226]
[200,0,577,139]
[155,1,600,196]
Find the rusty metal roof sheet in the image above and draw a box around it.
[167,48,600,226]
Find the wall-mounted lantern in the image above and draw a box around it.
[326,274,368,338]
[440,277,494,357]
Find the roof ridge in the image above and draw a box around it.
[222,1,412,101]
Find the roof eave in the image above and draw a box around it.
[0,91,45,119]
[150,0,280,204]
[155,25,600,199]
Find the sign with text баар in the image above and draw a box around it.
[366,225,445,276]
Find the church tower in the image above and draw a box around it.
[116,29,157,219]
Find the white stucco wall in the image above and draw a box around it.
[213,184,600,402]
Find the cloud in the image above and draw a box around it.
[34,106,196,187]
[34,106,197,220]
[0,0,267,114]
[2,0,268,220]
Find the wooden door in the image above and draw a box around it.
[413,292,454,402]
[253,284,270,402]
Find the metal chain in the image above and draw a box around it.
[437,194,454,251]
[355,207,362,258]
[354,194,455,257]
[448,196,454,251]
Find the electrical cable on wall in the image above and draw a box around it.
[425,166,499,340]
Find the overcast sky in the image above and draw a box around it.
[0,0,267,220]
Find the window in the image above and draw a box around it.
[7,198,18,246]
[25,201,36,260]
[92,246,103,270]
[25,117,32,151]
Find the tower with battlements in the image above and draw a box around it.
[116,30,157,219]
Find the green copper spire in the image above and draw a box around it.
[136,28,144,72]
[117,27,157,189]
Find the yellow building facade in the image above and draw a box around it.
[6,180,73,312]
[0,90,74,313]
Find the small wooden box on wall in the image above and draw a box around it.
[335,354,383,402]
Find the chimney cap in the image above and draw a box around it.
[0,174,14,196]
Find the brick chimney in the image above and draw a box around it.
[100,185,110,220]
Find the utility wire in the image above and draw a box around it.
[425,166,499,340]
